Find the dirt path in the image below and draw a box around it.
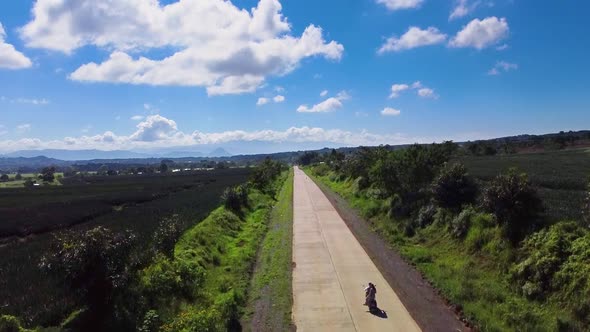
[292,167,421,331]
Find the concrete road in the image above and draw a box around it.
[292,167,421,332]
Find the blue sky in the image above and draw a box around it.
[0,0,588,154]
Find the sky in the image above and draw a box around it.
[0,0,588,154]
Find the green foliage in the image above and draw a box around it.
[583,179,590,227]
[431,163,477,211]
[416,204,436,228]
[162,307,224,332]
[297,151,320,166]
[0,315,32,332]
[482,169,543,243]
[0,174,8,182]
[139,254,204,303]
[41,166,56,182]
[511,222,585,299]
[250,158,285,193]
[138,310,161,332]
[450,206,477,239]
[221,184,248,213]
[152,215,184,257]
[39,226,136,325]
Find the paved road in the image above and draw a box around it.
[292,167,421,332]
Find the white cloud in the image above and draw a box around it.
[449,0,482,20]
[378,27,447,54]
[81,125,93,134]
[389,84,410,98]
[417,88,438,99]
[21,0,343,95]
[0,125,7,136]
[496,43,509,51]
[275,86,285,92]
[297,90,349,113]
[0,22,32,69]
[16,124,32,134]
[11,98,50,105]
[487,61,518,75]
[376,0,424,11]
[131,115,145,121]
[273,95,285,103]
[256,97,269,106]
[449,17,509,49]
[381,107,401,116]
[320,90,328,97]
[0,114,501,152]
[389,81,437,99]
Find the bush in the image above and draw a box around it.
[221,185,248,213]
[416,204,436,228]
[510,221,585,300]
[152,215,184,257]
[431,163,477,211]
[482,169,543,243]
[0,315,30,332]
[450,206,477,239]
[583,179,590,227]
[140,254,204,302]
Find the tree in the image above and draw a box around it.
[431,163,478,210]
[584,179,590,227]
[40,227,136,327]
[15,173,22,180]
[98,165,109,176]
[0,174,8,182]
[152,216,184,258]
[482,169,543,242]
[297,151,320,166]
[41,166,56,182]
[159,161,169,173]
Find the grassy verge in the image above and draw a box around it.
[304,167,575,332]
[147,173,289,331]
[242,168,294,331]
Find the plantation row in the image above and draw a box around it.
[304,144,590,331]
[0,161,287,331]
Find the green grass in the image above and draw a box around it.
[158,173,289,331]
[242,168,294,331]
[305,168,576,332]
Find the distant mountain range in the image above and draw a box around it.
[1,148,232,161]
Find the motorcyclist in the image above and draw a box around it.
[364,282,377,307]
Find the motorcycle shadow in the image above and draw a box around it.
[368,307,388,319]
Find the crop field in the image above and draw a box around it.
[0,168,250,326]
[458,148,590,221]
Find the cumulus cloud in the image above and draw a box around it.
[256,97,269,106]
[389,84,410,98]
[417,88,438,99]
[378,27,447,54]
[381,107,401,116]
[131,115,145,121]
[273,95,285,103]
[0,22,32,69]
[376,0,424,11]
[449,17,509,49]
[320,90,328,97]
[297,90,350,113]
[488,61,518,75]
[20,0,343,95]
[0,114,426,151]
[449,0,482,20]
[389,81,437,99]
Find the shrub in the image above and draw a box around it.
[0,315,30,332]
[583,179,590,227]
[450,206,477,239]
[221,185,248,213]
[140,254,204,302]
[0,174,8,182]
[431,163,477,211]
[482,169,543,243]
[312,163,330,177]
[152,215,184,257]
[464,214,497,252]
[352,176,369,194]
[510,221,585,300]
[416,204,436,228]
